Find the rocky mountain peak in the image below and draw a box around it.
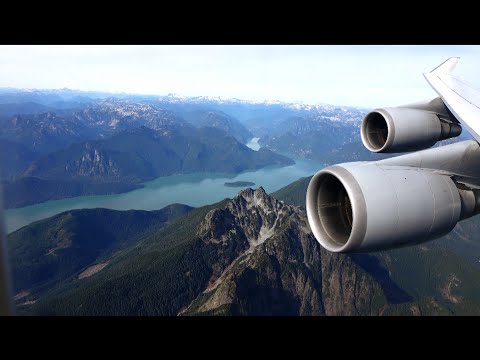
[183,188,410,316]
[198,187,305,250]
[235,186,270,205]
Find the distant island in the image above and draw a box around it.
[224,181,255,188]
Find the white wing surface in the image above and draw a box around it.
[424,57,480,143]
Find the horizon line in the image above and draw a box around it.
[0,86,369,110]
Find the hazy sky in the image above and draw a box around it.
[1,45,479,108]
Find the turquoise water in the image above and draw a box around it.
[5,159,321,234]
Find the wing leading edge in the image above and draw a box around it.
[424,57,480,143]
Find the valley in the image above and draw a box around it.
[10,184,480,316]
[2,88,366,231]
[2,87,480,316]
[5,159,320,233]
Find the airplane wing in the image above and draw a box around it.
[424,57,480,144]
[308,56,480,254]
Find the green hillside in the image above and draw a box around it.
[10,177,480,316]
[9,204,193,302]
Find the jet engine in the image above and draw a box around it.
[307,59,480,253]
[361,97,462,153]
[306,161,479,253]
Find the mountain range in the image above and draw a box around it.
[181,110,253,144]
[0,95,301,208]
[3,87,480,316]
[9,183,480,315]
[0,88,374,210]
[22,126,292,182]
[3,125,292,208]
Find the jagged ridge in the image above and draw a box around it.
[16,187,480,316]
[183,187,392,315]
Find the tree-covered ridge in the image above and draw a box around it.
[9,204,193,302]
[3,125,293,208]
[12,185,480,316]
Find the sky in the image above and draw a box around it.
[1,45,479,108]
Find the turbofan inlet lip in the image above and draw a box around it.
[361,109,395,153]
[306,165,367,253]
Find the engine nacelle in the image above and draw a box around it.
[306,162,471,253]
[361,97,461,153]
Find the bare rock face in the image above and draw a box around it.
[198,187,293,248]
[19,185,464,316]
[320,250,386,315]
[183,187,393,316]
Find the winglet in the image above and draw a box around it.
[430,57,460,74]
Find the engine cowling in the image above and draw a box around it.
[361,98,462,153]
[306,162,465,253]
